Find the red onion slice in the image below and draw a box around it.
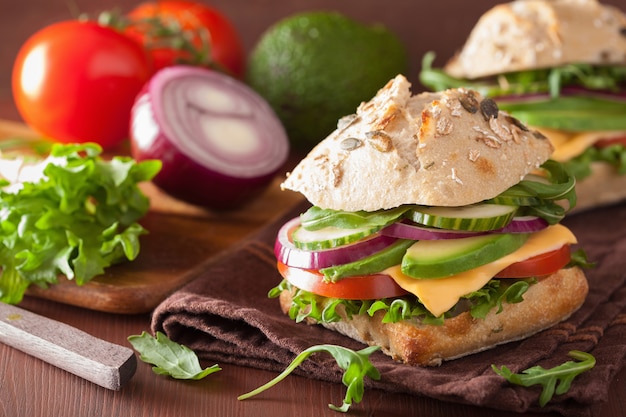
[381,216,548,240]
[381,221,487,240]
[275,217,398,269]
[495,216,549,233]
[130,66,289,210]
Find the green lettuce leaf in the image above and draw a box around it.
[0,143,161,303]
[270,277,535,325]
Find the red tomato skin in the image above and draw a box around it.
[495,245,571,278]
[126,0,245,78]
[277,262,409,300]
[12,21,151,149]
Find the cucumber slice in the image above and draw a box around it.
[292,224,382,250]
[488,187,542,207]
[401,233,529,279]
[409,204,518,231]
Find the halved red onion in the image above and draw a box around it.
[495,216,549,233]
[130,66,289,210]
[275,217,398,269]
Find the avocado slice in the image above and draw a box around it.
[321,239,414,282]
[498,96,626,131]
[401,233,529,279]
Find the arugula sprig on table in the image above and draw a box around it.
[238,344,381,412]
[128,330,597,411]
[492,350,596,407]
[128,332,221,379]
[0,143,161,303]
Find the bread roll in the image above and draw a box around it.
[282,75,553,211]
[444,0,626,80]
[572,162,626,212]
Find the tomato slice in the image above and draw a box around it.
[277,262,408,300]
[495,245,571,278]
[594,135,626,149]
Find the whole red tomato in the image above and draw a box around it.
[125,0,245,78]
[12,21,151,149]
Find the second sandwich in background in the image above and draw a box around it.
[420,0,626,212]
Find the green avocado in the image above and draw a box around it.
[246,11,408,151]
[401,233,529,279]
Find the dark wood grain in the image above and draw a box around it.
[0,1,625,417]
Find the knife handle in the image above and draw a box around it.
[0,302,136,390]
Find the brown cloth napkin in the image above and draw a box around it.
[152,199,626,417]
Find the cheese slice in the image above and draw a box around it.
[385,224,577,317]
[539,128,626,162]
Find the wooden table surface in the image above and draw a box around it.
[1,1,625,417]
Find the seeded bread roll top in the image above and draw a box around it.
[281,75,553,212]
[444,0,626,80]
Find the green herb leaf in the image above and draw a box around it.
[488,160,577,223]
[465,279,534,319]
[367,298,443,325]
[270,278,530,326]
[238,344,381,412]
[300,205,410,231]
[128,331,221,380]
[492,350,596,407]
[567,249,595,269]
[0,143,161,303]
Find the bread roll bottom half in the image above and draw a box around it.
[279,267,588,366]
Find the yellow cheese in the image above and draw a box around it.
[385,224,577,317]
[539,128,626,162]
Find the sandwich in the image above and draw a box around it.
[269,74,589,366]
[419,0,626,212]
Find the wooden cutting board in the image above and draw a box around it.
[0,119,303,314]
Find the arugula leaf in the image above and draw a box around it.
[238,344,381,412]
[489,160,577,223]
[492,350,596,407]
[300,205,410,231]
[568,249,595,269]
[128,331,221,380]
[0,143,161,303]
